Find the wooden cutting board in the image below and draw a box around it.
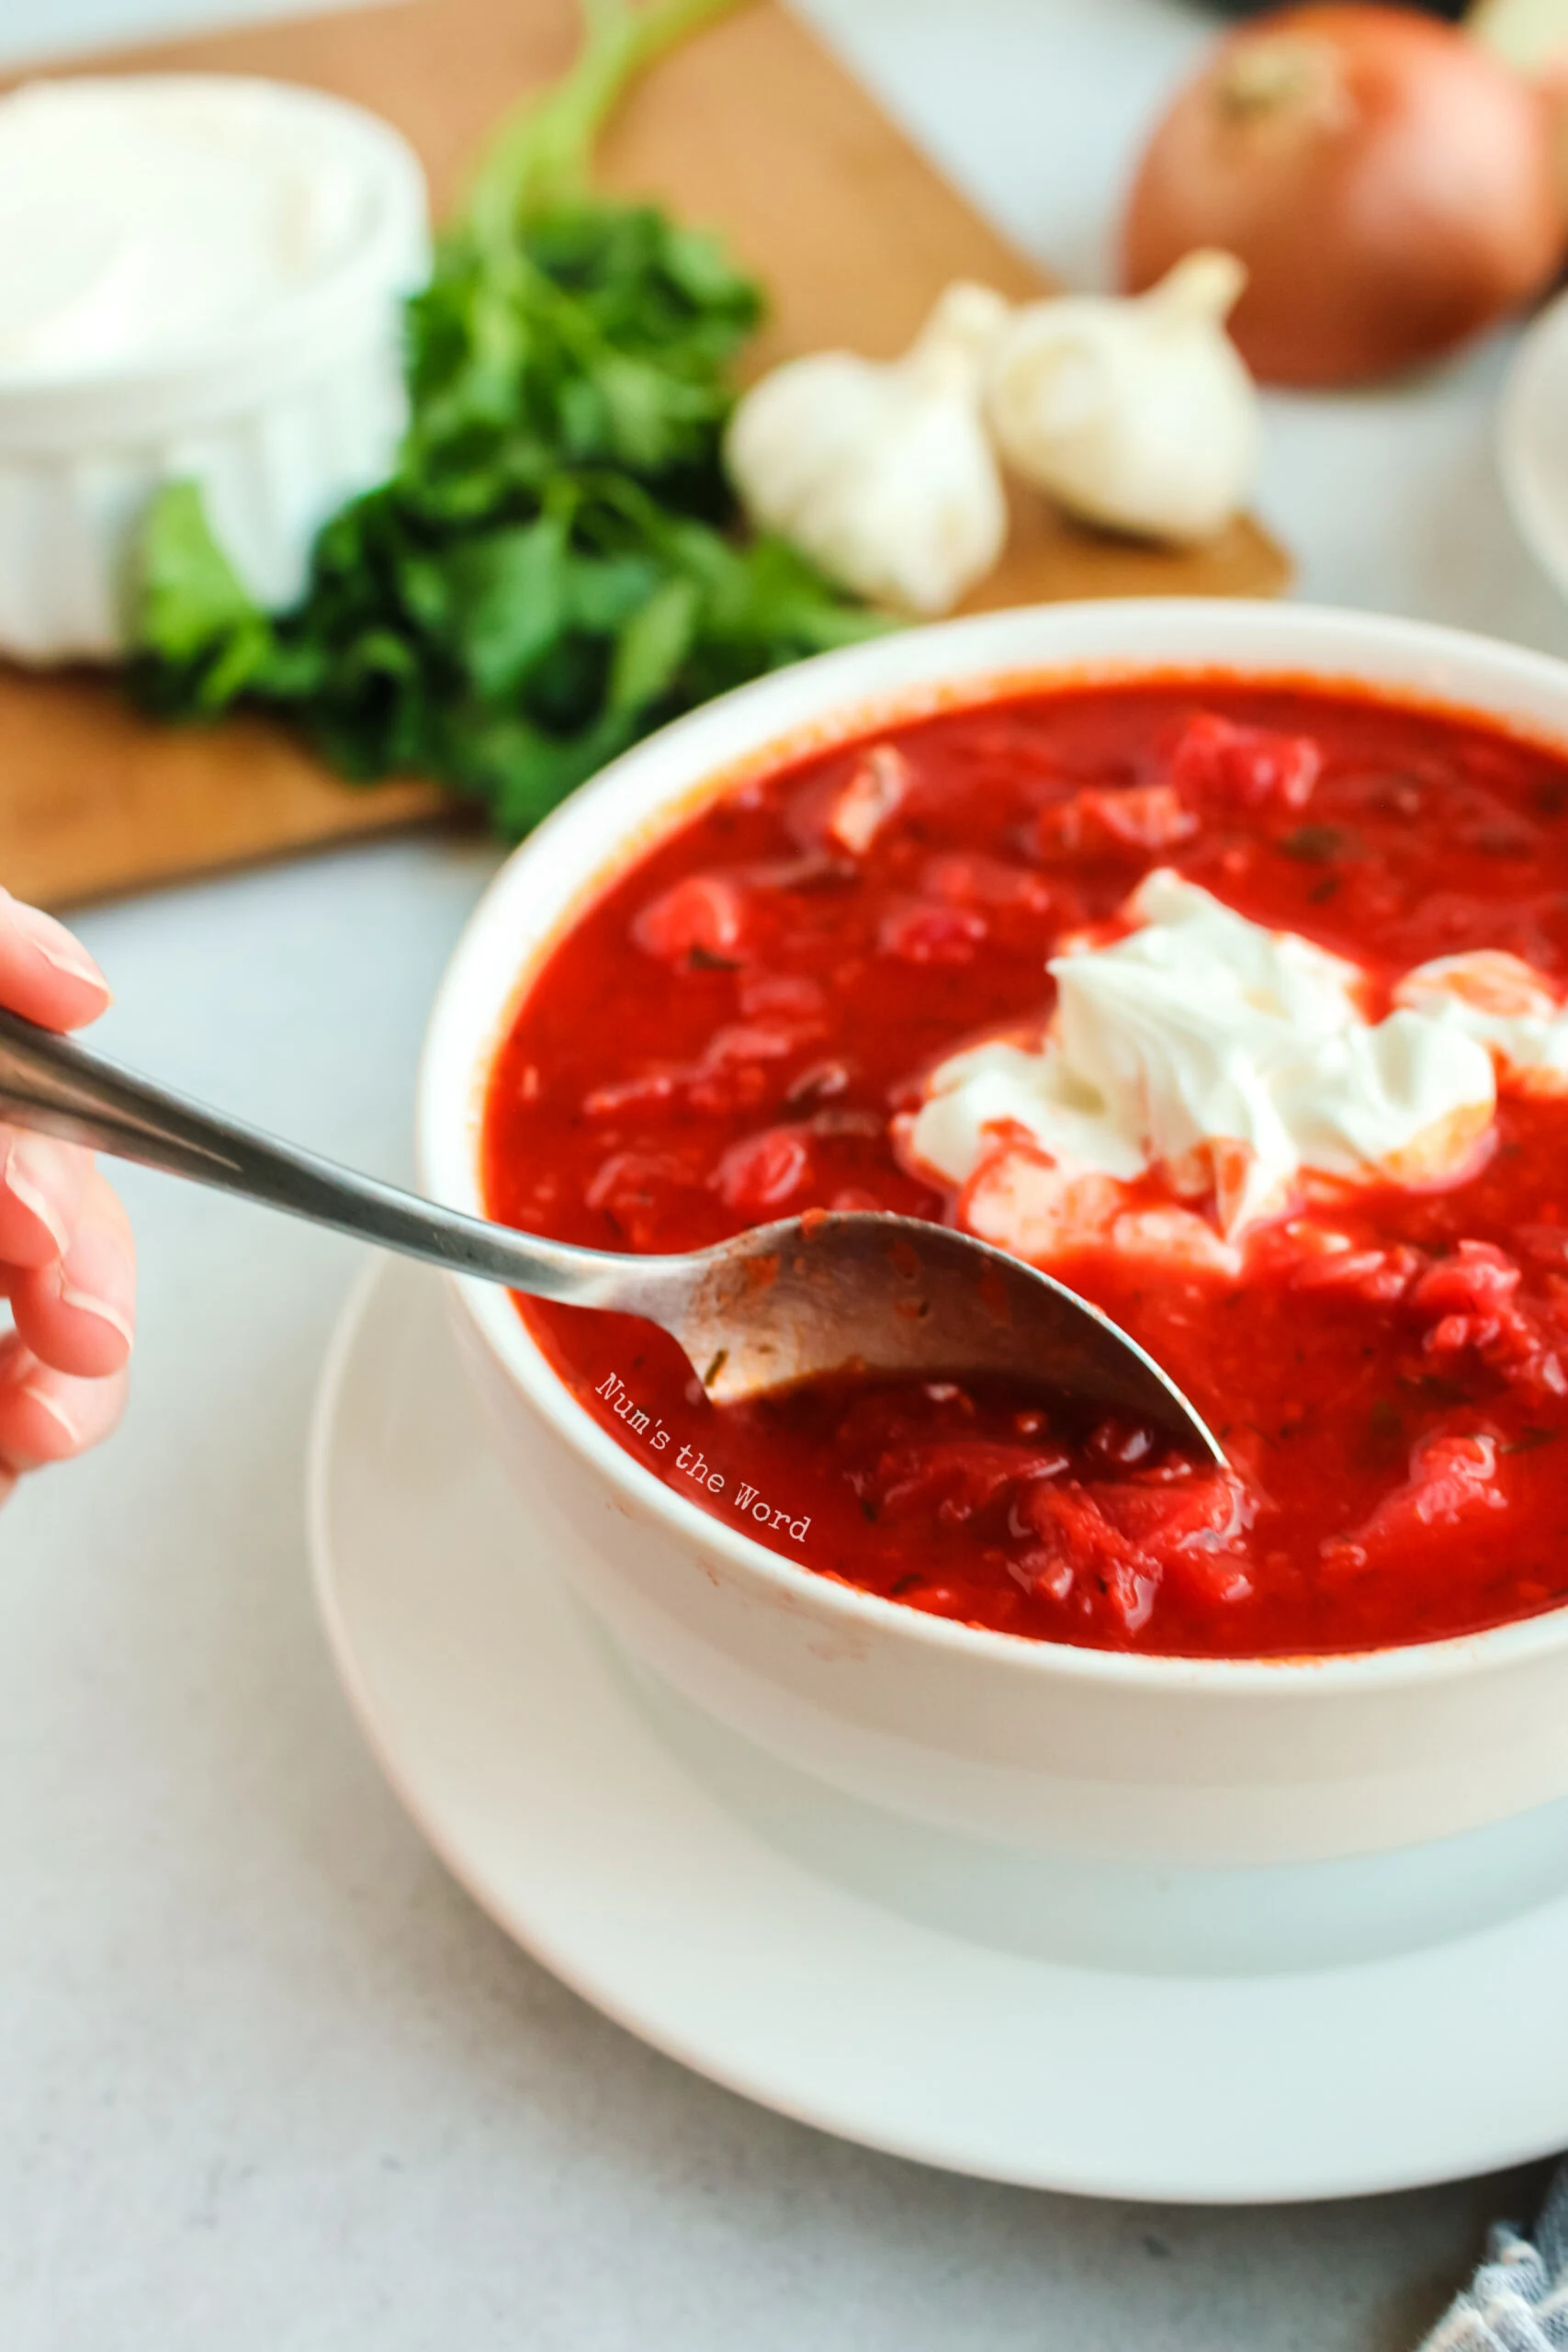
[0,0,1289,909]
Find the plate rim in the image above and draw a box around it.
[308,1257,1568,2204]
[1498,284,1568,600]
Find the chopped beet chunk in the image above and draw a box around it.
[1038,781,1196,857]
[1322,1433,1506,1577]
[876,901,988,964]
[634,874,748,963]
[1166,711,1321,811]
[713,1125,813,1216]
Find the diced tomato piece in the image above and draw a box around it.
[633,874,748,964]
[1166,711,1322,811]
[713,1125,813,1216]
[1322,1433,1506,1577]
[1038,781,1197,857]
[876,902,988,964]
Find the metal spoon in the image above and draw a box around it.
[0,1004,1224,1461]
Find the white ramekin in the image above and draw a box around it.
[0,75,430,662]
[417,598,1568,1870]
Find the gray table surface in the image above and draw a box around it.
[1,2,1561,2345]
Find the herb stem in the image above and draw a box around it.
[464,0,746,254]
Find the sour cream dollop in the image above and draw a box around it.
[904,872,1510,1265]
[1393,950,1568,1097]
[0,78,387,380]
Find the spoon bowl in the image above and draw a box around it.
[641,1209,1224,1456]
[0,1005,1221,1460]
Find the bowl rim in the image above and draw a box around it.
[417,594,1568,1697]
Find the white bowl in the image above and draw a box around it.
[0,75,430,663]
[418,597,1568,1870]
[1499,283,1568,607]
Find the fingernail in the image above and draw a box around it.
[6,899,109,995]
[59,1283,134,1351]
[20,1385,83,1447]
[0,1134,71,1253]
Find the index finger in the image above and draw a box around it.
[0,889,109,1032]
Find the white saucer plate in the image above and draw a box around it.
[309,1260,1568,2203]
[1499,286,1568,601]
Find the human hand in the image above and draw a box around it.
[0,893,133,1505]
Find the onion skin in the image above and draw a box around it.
[1122,4,1567,387]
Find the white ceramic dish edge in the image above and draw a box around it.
[0,75,431,659]
[1499,286,1568,605]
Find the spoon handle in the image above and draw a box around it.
[0,1004,626,1301]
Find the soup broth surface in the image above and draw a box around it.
[483,679,1568,1657]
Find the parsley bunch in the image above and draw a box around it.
[130,0,885,839]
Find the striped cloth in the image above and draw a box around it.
[1420,2166,1568,2351]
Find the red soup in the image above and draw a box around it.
[482,677,1568,1659]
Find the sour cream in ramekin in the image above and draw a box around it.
[0,75,430,662]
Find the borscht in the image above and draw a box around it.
[482,676,1568,1659]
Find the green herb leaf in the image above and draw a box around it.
[130,481,277,710]
[609,573,699,712]
[445,515,571,699]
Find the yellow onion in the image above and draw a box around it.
[1122,4,1565,387]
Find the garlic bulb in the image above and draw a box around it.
[985,251,1259,547]
[725,282,1010,616]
